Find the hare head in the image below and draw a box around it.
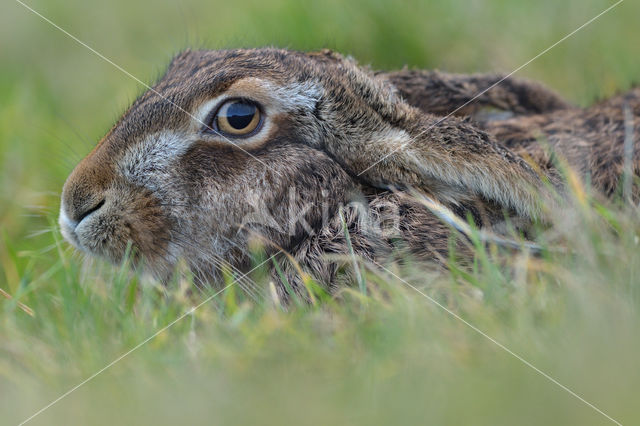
[59,48,552,283]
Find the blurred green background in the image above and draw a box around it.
[1,0,639,425]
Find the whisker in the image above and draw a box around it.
[51,108,95,152]
[27,228,56,239]
[20,213,49,219]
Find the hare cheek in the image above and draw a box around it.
[107,131,194,262]
[118,131,192,193]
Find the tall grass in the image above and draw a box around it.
[1,0,639,424]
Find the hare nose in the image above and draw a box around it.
[76,198,106,224]
[63,193,106,228]
[59,195,106,236]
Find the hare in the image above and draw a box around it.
[59,48,639,298]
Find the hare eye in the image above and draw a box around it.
[213,99,262,137]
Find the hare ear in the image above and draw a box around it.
[378,69,572,117]
[323,103,557,219]
[309,55,558,219]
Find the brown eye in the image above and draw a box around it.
[214,99,262,136]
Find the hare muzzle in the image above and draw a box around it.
[59,131,178,277]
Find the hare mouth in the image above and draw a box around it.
[59,189,174,270]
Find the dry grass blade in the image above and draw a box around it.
[0,287,35,316]
[409,189,556,254]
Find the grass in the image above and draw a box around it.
[1,0,639,424]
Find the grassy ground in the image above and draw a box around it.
[1,0,639,424]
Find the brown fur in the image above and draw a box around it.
[381,69,572,117]
[59,48,639,297]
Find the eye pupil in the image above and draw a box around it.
[225,102,257,130]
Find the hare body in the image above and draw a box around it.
[59,48,638,297]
